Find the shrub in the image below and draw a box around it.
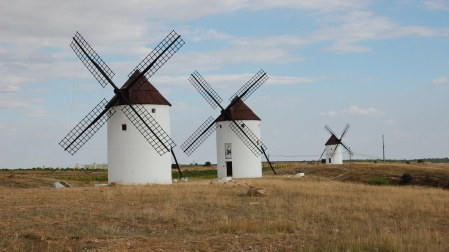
[204,161,212,167]
[418,159,424,163]
[400,173,412,185]
[424,174,433,185]
[367,177,389,186]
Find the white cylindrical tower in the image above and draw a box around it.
[325,144,343,164]
[107,71,173,185]
[216,100,262,179]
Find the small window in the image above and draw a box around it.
[151,108,156,113]
[121,124,127,131]
[219,125,222,128]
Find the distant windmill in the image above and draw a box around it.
[59,31,185,184]
[318,124,353,165]
[181,70,276,178]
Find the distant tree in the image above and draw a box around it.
[204,161,212,167]
[400,173,412,185]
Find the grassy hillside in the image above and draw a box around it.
[1,163,449,251]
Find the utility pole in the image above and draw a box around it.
[382,134,385,163]
[349,147,352,171]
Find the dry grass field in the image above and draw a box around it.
[1,162,449,251]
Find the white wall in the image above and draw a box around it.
[216,120,262,178]
[325,144,343,165]
[107,104,172,185]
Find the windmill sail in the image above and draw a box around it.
[71,32,115,88]
[59,99,116,155]
[189,71,223,110]
[181,69,276,175]
[60,31,184,158]
[128,30,185,88]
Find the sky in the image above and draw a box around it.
[0,0,448,169]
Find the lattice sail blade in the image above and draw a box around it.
[71,32,115,88]
[229,120,266,157]
[340,123,351,139]
[128,30,185,88]
[189,71,223,110]
[340,141,353,156]
[180,116,217,156]
[324,125,337,137]
[59,98,116,155]
[229,69,268,102]
[122,104,175,156]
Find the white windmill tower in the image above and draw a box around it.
[106,71,174,184]
[181,70,276,178]
[318,124,353,165]
[59,31,185,185]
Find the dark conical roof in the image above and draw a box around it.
[107,70,171,107]
[325,134,341,145]
[217,98,260,121]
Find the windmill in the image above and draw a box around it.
[59,30,185,184]
[318,124,353,165]
[180,70,276,178]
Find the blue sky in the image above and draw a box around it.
[0,0,448,168]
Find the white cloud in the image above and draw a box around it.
[311,11,449,54]
[251,0,367,12]
[384,119,396,125]
[0,0,365,49]
[320,110,338,116]
[342,106,384,116]
[268,75,327,86]
[172,102,201,113]
[394,129,409,138]
[430,77,448,85]
[320,106,384,116]
[187,28,235,42]
[423,0,449,10]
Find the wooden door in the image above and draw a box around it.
[226,162,233,177]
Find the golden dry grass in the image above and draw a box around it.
[1,166,449,251]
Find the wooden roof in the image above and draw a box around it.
[107,70,171,107]
[217,98,260,121]
[325,134,341,145]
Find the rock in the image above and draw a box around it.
[246,187,266,196]
[225,180,250,187]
